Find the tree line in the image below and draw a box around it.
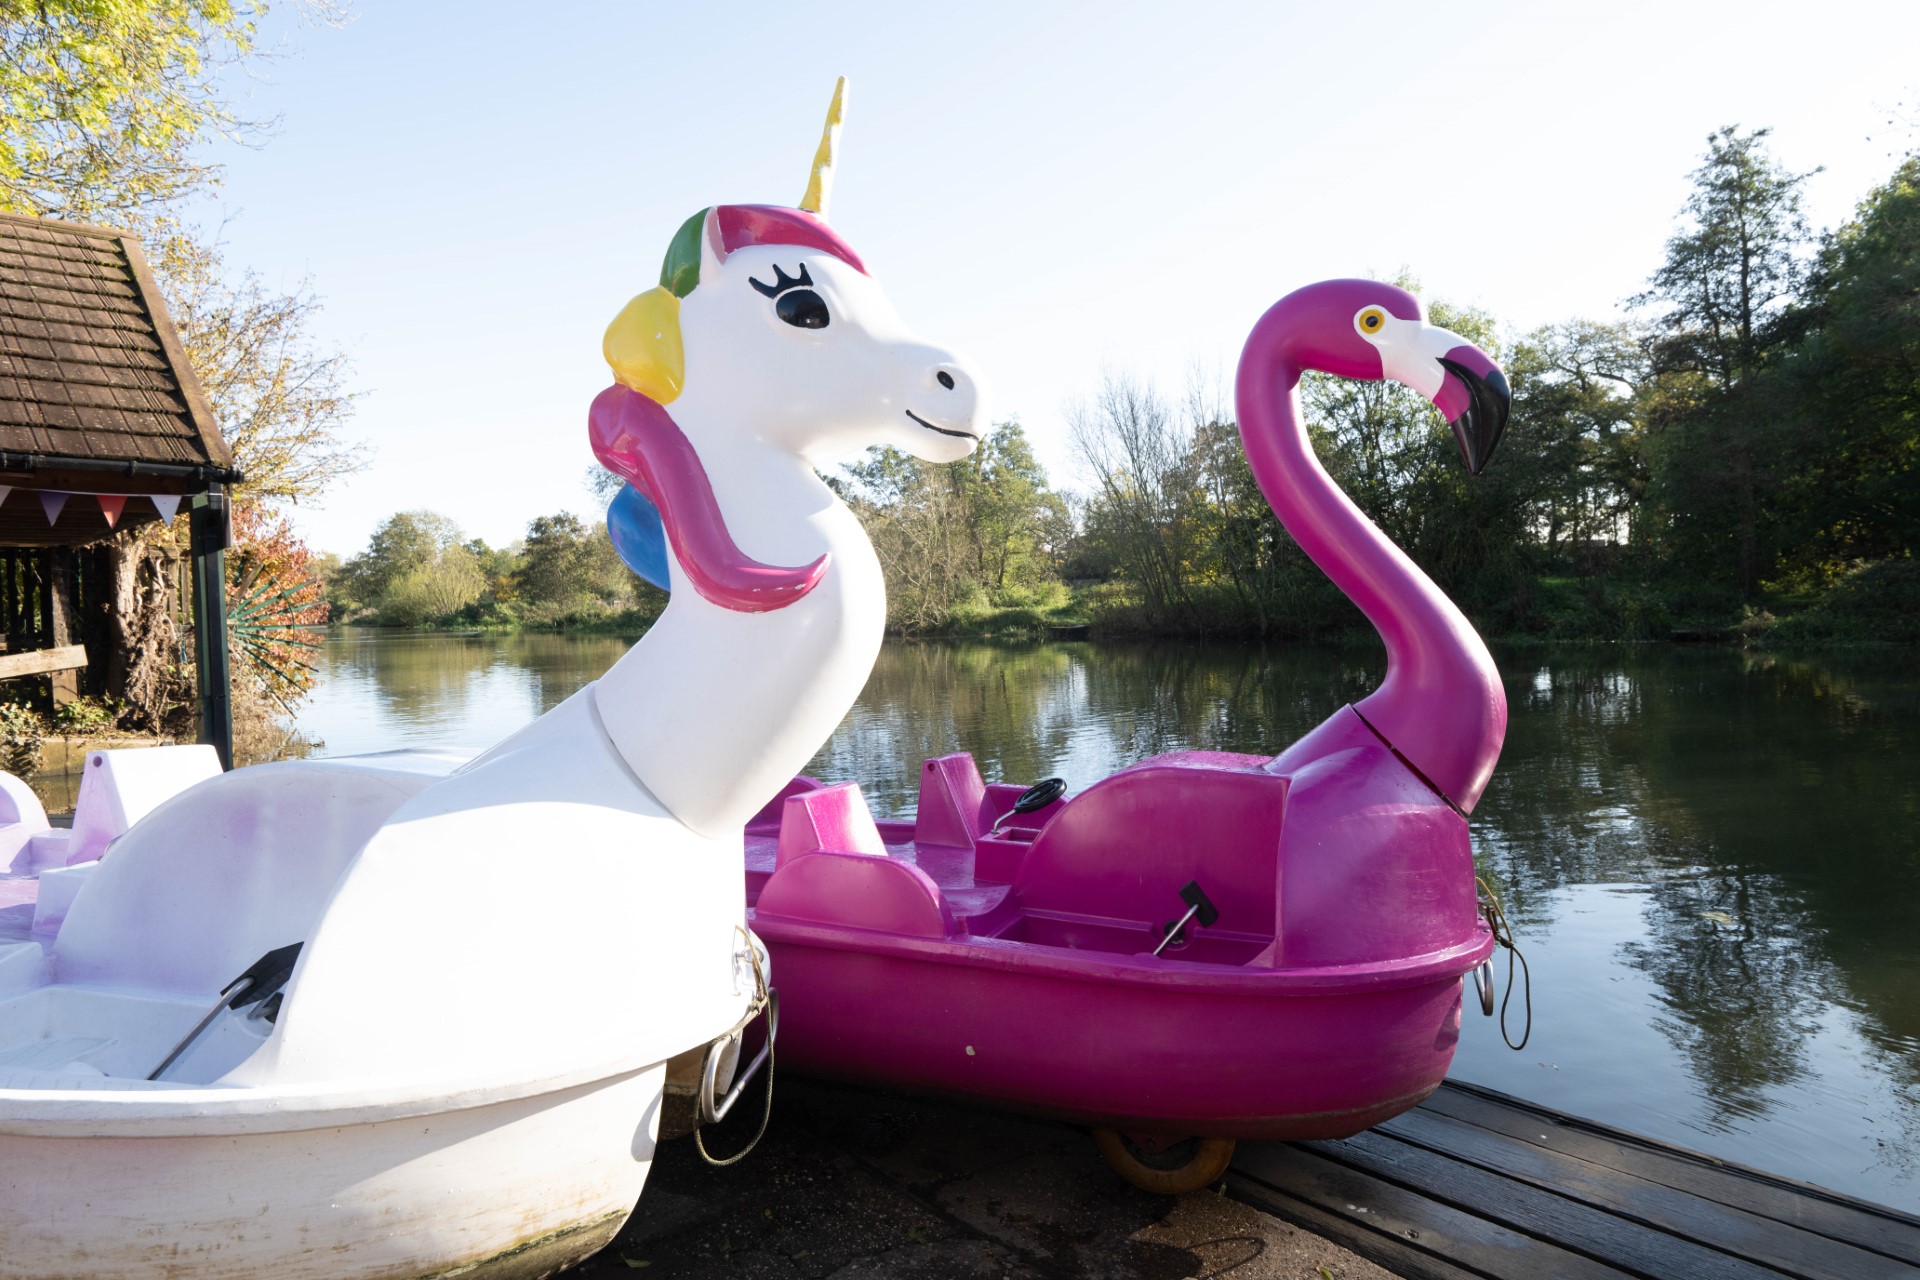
[321,508,660,629]
[850,127,1920,645]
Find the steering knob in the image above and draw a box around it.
[1013,777,1066,814]
[988,777,1067,836]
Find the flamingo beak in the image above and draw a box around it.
[1434,346,1510,476]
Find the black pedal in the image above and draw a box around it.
[1180,880,1219,927]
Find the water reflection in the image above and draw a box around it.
[302,629,639,755]
[1467,647,1920,1202]
[298,630,1920,1206]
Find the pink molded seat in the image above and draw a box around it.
[758,782,954,937]
[755,852,955,938]
[774,782,886,867]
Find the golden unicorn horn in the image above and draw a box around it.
[798,77,848,219]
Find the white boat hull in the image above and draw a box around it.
[0,1065,663,1280]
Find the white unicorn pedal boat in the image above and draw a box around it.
[0,79,987,1280]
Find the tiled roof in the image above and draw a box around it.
[0,212,231,477]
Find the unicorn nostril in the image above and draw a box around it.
[937,370,956,390]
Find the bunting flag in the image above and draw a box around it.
[7,490,192,527]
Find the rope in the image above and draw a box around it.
[1476,876,1533,1052]
[693,928,775,1167]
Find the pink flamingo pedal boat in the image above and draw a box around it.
[734,277,1514,1192]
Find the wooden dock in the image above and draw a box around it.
[1227,1080,1920,1280]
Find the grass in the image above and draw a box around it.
[337,560,1920,650]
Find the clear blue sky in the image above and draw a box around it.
[187,0,1920,556]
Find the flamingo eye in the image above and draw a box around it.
[776,290,830,329]
[1356,307,1387,336]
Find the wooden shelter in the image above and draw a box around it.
[0,211,240,765]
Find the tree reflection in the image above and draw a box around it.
[314,629,636,749]
[806,640,1386,816]
[1473,645,1920,1143]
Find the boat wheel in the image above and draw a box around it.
[1092,1128,1236,1195]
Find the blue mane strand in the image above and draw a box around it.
[608,483,672,592]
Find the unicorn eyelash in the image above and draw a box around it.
[750,263,813,298]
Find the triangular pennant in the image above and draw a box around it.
[39,491,67,525]
[148,494,182,523]
[96,495,126,528]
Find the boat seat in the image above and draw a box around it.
[0,939,43,995]
[52,758,447,999]
[0,1034,110,1072]
[58,745,223,869]
[760,782,954,937]
[0,1063,176,1091]
[756,851,955,937]
[0,771,50,874]
[774,781,886,867]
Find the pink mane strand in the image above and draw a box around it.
[589,384,828,613]
[713,205,868,276]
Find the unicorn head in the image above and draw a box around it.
[596,78,989,605]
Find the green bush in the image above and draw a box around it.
[51,696,118,733]
[379,553,485,627]
[1763,559,1920,645]
[0,702,45,780]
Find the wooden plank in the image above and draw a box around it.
[0,643,86,680]
[1308,1130,1796,1280]
[1427,1084,1920,1265]
[1380,1107,1910,1280]
[1227,1172,1493,1280]
[1231,1142,1637,1280]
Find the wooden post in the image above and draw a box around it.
[45,546,78,708]
[190,485,233,768]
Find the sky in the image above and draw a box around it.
[183,0,1920,557]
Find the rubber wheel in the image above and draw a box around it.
[1092,1128,1236,1195]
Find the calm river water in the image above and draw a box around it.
[299,629,1920,1208]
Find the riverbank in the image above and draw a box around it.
[904,560,1920,648]
[338,558,1920,649]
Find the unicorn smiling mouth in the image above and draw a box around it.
[905,410,977,441]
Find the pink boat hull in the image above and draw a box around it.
[743,708,1495,1141]
[754,921,1479,1140]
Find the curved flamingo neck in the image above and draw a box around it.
[1235,303,1506,813]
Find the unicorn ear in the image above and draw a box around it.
[603,287,684,404]
[699,206,728,289]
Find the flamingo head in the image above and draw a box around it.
[1278,279,1511,475]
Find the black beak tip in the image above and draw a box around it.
[1442,362,1511,477]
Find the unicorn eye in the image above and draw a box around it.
[776,289,830,329]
